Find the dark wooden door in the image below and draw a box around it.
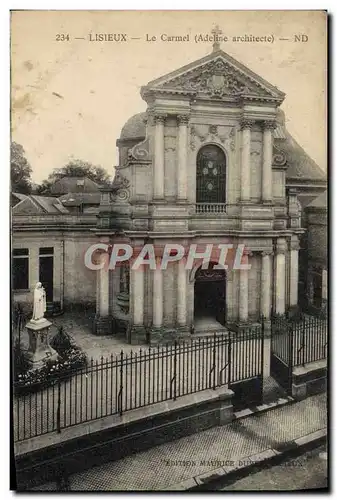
[39,256,54,302]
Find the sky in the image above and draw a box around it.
[11,10,327,183]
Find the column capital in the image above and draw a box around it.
[153,113,167,124]
[275,238,287,254]
[261,250,273,257]
[177,114,190,125]
[240,119,254,130]
[262,120,277,131]
[289,239,301,251]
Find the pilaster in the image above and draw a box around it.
[289,236,300,310]
[153,113,166,200]
[262,120,276,203]
[274,238,287,315]
[240,119,254,202]
[177,114,189,201]
[238,249,251,322]
[261,250,273,319]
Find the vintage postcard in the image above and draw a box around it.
[11,10,328,492]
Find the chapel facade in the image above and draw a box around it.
[12,47,327,345]
[94,47,307,344]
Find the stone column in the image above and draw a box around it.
[153,114,166,200]
[289,237,299,308]
[128,264,146,344]
[275,238,287,315]
[240,119,253,202]
[94,252,111,335]
[261,251,272,319]
[152,264,163,328]
[177,114,189,201]
[132,267,144,326]
[262,121,275,203]
[177,258,187,327]
[239,251,250,322]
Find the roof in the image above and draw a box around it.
[12,192,28,202]
[283,132,326,181]
[306,190,328,209]
[59,192,101,206]
[50,176,100,195]
[12,195,70,215]
[119,112,147,141]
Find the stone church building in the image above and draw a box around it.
[12,46,327,345]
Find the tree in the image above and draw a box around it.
[37,159,111,194]
[11,142,32,194]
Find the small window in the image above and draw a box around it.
[39,247,54,255]
[13,249,29,290]
[13,248,28,257]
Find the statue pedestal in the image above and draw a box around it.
[26,318,58,369]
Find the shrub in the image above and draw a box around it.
[51,326,75,354]
[14,327,88,396]
[13,339,31,381]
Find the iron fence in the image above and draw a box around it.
[13,326,263,442]
[271,314,328,367]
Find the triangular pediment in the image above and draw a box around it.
[142,50,285,102]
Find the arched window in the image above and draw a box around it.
[196,145,226,203]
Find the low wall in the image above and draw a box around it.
[14,386,234,490]
[292,359,327,400]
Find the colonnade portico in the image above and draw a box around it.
[94,235,300,341]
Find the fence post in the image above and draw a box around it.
[228,329,232,386]
[288,322,294,395]
[212,332,216,390]
[173,340,177,400]
[119,350,124,416]
[57,377,61,433]
[260,318,265,381]
[301,318,306,366]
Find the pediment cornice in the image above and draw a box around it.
[141,51,285,105]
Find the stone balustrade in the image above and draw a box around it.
[195,203,227,214]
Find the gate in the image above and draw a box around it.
[229,323,265,411]
[270,315,293,395]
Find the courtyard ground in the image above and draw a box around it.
[15,309,137,358]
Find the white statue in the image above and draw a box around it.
[32,282,46,321]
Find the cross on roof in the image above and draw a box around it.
[211,25,223,52]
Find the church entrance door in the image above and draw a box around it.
[194,266,226,328]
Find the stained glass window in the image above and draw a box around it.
[196,145,226,203]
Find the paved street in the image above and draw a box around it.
[220,445,328,491]
[29,392,326,491]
